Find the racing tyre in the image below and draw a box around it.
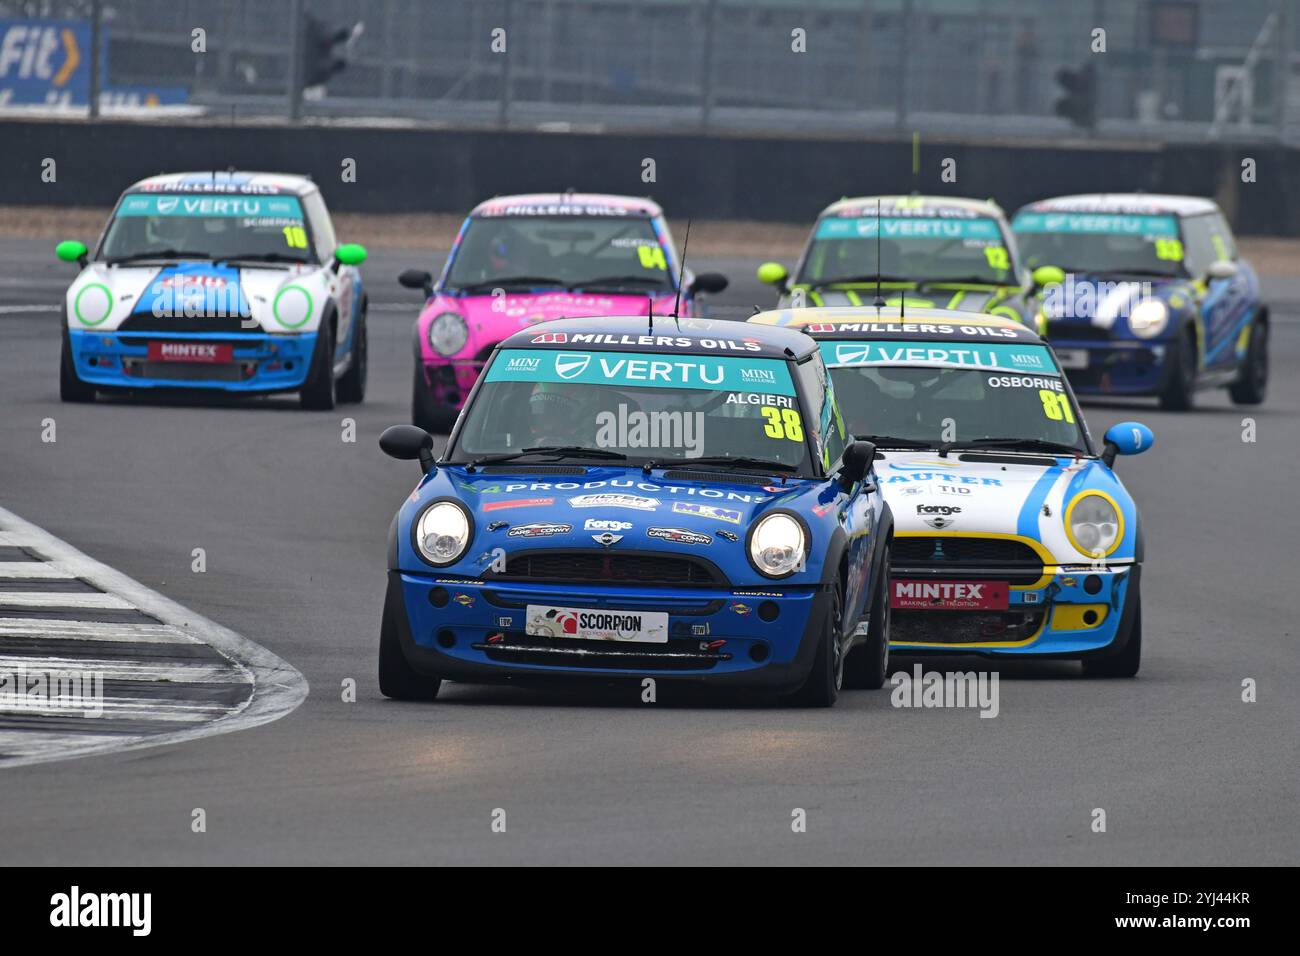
[844,547,891,690]
[792,581,844,707]
[378,590,442,701]
[335,308,367,404]
[1228,317,1268,406]
[412,372,458,434]
[59,328,96,403]
[299,320,336,410]
[1157,326,1196,411]
[1082,597,1142,678]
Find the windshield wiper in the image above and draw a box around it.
[568,275,668,292]
[809,274,913,288]
[676,455,798,474]
[939,437,1084,456]
[453,277,568,294]
[226,252,311,264]
[916,276,1003,287]
[855,434,934,449]
[468,445,628,469]
[104,249,212,264]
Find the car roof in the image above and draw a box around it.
[1015,193,1220,218]
[819,194,1006,220]
[471,193,663,218]
[750,306,1047,344]
[499,316,817,360]
[124,171,316,197]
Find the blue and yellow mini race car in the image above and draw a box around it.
[750,306,1152,676]
[377,317,892,706]
[1013,194,1267,410]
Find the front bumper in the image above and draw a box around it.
[1048,336,1169,395]
[417,357,486,411]
[69,329,316,392]
[387,569,831,691]
[890,563,1140,658]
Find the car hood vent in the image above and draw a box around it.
[478,465,588,475]
[958,453,1061,467]
[661,470,773,486]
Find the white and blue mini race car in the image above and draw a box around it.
[752,306,1153,676]
[55,171,368,409]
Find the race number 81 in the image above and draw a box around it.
[1038,389,1075,423]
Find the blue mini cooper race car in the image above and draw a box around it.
[751,306,1153,676]
[378,317,892,706]
[55,171,369,410]
[1013,194,1267,411]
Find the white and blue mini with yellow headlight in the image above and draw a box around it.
[55,171,368,410]
[750,306,1153,676]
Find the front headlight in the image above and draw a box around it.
[428,312,469,356]
[748,512,807,578]
[415,501,472,565]
[1127,298,1169,339]
[1066,493,1123,558]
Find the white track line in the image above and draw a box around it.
[0,563,75,579]
[0,618,201,643]
[0,506,308,768]
[0,591,135,609]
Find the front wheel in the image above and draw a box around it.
[1157,327,1196,411]
[335,311,367,404]
[1082,598,1142,678]
[59,328,96,403]
[299,322,336,410]
[844,547,891,690]
[378,590,442,701]
[1228,318,1268,406]
[791,581,844,707]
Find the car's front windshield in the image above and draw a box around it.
[1013,211,1184,277]
[797,214,1016,287]
[99,193,315,264]
[450,348,813,472]
[445,215,675,293]
[821,340,1087,453]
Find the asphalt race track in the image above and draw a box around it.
[1,236,1296,864]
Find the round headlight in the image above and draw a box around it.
[748,512,807,578]
[428,312,469,356]
[1127,298,1169,339]
[1066,493,1122,558]
[415,501,472,565]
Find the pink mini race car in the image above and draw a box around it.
[399,193,729,431]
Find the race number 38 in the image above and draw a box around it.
[762,407,804,441]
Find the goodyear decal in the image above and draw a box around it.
[821,341,1057,374]
[486,348,796,395]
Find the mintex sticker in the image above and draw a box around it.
[822,341,1056,374]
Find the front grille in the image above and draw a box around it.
[118,313,260,333]
[495,550,721,587]
[125,361,246,382]
[474,636,729,670]
[893,535,1044,585]
[893,609,1046,644]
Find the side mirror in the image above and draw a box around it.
[1207,260,1237,281]
[688,271,729,295]
[756,261,789,288]
[1101,421,1154,468]
[56,240,88,268]
[380,424,436,474]
[839,439,876,486]
[1031,264,1066,289]
[399,268,434,297]
[334,243,367,267]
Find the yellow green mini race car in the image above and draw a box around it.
[758,195,1040,326]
